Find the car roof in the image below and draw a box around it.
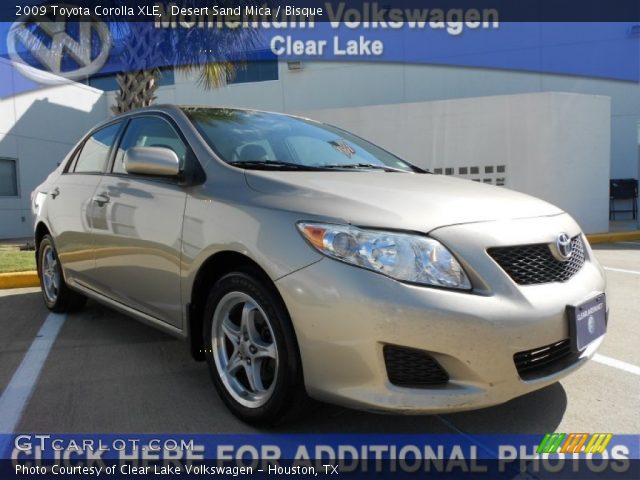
[124,104,315,122]
[88,104,318,136]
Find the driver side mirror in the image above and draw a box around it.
[124,147,180,177]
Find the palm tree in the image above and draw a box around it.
[111,22,260,114]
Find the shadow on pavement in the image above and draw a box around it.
[275,382,567,434]
[439,382,567,434]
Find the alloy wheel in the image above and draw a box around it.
[41,244,60,303]
[211,292,279,408]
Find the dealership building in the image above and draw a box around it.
[1,38,639,238]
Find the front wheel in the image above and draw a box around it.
[203,270,306,425]
[37,234,86,312]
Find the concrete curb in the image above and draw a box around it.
[0,271,39,289]
[0,231,638,289]
[586,230,640,244]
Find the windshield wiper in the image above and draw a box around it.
[323,163,411,173]
[229,161,326,171]
[230,161,416,173]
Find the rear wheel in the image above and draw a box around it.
[37,235,86,312]
[203,270,306,425]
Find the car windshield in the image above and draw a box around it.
[183,108,416,172]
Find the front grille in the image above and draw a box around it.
[488,236,585,285]
[383,345,449,387]
[514,340,577,380]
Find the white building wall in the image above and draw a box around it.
[295,92,611,234]
[0,58,108,239]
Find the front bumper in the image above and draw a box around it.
[275,214,607,413]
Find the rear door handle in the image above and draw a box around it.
[93,193,110,207]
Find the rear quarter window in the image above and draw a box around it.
[73,123,121,174]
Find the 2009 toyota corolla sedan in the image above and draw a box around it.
[32,105,608,424]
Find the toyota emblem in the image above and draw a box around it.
[553,233,573,262]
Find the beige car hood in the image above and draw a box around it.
[244,171,564,232]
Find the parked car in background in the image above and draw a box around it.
[32,105,608,424]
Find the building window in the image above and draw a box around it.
[229,50,279,84]
[0,158,18,197]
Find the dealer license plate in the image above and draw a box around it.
[568,294,607,352]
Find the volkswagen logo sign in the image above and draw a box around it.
[7,4,111,85]
[551,232,573,262]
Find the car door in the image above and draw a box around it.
[45,122,123,289]
[88,115,188,328]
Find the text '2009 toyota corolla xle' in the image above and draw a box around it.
[32,105,608,425]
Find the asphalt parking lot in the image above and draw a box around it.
[0,242,638,435]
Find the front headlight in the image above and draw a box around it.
[297,222,472,290]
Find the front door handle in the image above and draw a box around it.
[93,193,110,207]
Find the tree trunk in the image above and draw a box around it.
[111,69,160,114]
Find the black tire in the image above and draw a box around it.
[203,269,307,426]
[37,234,87,313]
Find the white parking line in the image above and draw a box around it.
[0,313,66,434]
[593,354,640,376]
[619,241,640,246]
[604,267,640,275]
